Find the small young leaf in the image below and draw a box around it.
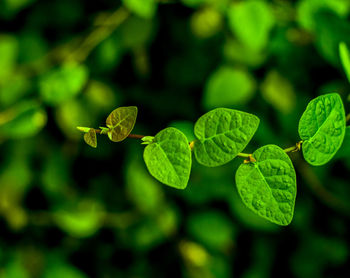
[141,136,155,145]
[193,108,259,167]
[235,145,297,226]
[339,42,350,83]
[143,127,192,189]
[106,106,137,142]
[298,93,346,166]
[83,128,97,148]
[77,126,91,133]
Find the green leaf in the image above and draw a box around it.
[193,108,259,167]
[106,106,138,142]
[298,93,346,166]
[39,63,88,106]
[0,34,18,80]
[0,100,47,139]
[54,199,103,238]
[83,128,97,148]
[143,127,192,189]
[297,0,350,32]
[203,66,256,109]
[187,210,235,250]
[122,0,157,19]
[235,145,297,226]
[120,16,155,49]
[339,42,350,83]
[227,0,275,51]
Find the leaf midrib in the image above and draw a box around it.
[154,141,181,185]
[254,160,292,215]
[307,102,339,142]
[109,113,133,129]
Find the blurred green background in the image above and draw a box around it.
[1,0,350,277]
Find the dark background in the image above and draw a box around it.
[0,0,350,277]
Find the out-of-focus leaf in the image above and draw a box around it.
[18,31,47,63]
[203,66,256,109]
[0,73,30,107]
[84,128,97,148]
[187,210,235,250]
[43,258,88,278]
[84,80,120,111]
[261,70,296,114]
[129,206,178,251]
[94,34,124,72]
[54,199,104,238]
[297,0,350,31]
[193,108,259,167]
[0,100,47,139]
[0,34,18,80]
[120,16,155,49]
[227,0,275,51]
[223,39,266,68]
[39,63,88,106]
[126,155,164,214]
[0,0,36,18]
[2,255,29,278]
[313,11,350,65]
[190,7,222,38]
[106,106,137,142]
[41,149,71,200]
[339,41,350,83]
[56,99,93,140]
[122,0,157,19]
[144,127,192,189]
[236,145,297,226]
[299,93,346,165]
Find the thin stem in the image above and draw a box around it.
[127,134,145,139]
[284,146,297,153]
[237,152,251,158]
[93,128,144,139]
[284,141,303,154]
[346,113,350,123]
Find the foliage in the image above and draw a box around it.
[1,0,350,277]
[78,92,346,226]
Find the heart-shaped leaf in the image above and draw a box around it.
[193,108,259,167]
[235,145,297,226]
[84,128,97,148]
[298,93,346,166]
[143,127,192,189]
[106,106,138,142]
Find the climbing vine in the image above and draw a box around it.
[78,92,348,226]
